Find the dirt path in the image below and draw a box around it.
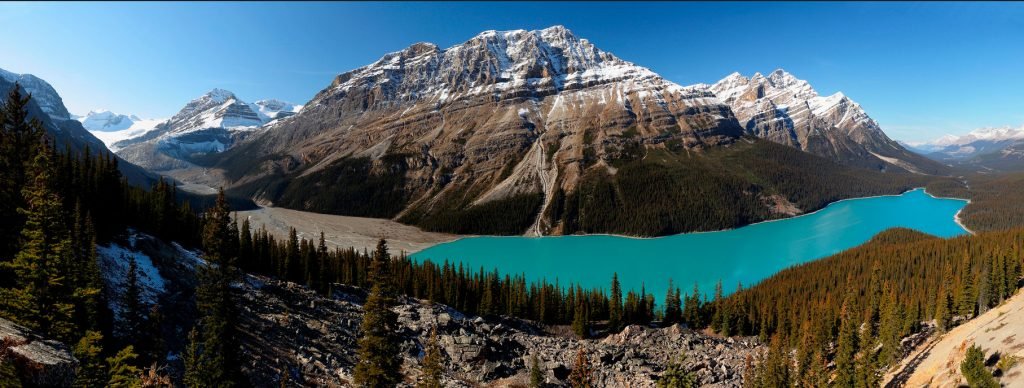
[234,207,459,254]
[886,289,1024,387]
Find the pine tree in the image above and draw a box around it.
[353,239,403,387]
[121,254,145,341]
[608,273,623,333]
[0,141,76,342]
[530,354,544,388]
[834,294,860,388]
[188,189,241,386]
[418,327,443,388]
[663,278,681,325]
[183,327,204,387]
[656,352,696,388]
[72,330,107,388]
[106,346,141,388]
[568,347,594,388]
[961,344,998,388]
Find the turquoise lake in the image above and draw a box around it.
[411,188,969,302]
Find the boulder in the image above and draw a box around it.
[0,318,78,387]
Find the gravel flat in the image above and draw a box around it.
[234,206,458,254]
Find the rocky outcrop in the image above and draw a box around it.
[235,277,760,387]
[0,318,78,387]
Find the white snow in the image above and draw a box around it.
[96,238,167,316]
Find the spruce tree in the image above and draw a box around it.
[608,273,622,333]
[188,189,241,386]
[568,347,594,388]
[353,239,402,387]
[106,346,141,388]
[418,327,443,388]
[72,330,107,388]
[0,141,76,342]
[530,354,544,388]
[121,254,145,340]
[656,352,696,388]
[960,344,998,388]
[834,294,860,387]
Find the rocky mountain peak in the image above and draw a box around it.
[707,70,942,173]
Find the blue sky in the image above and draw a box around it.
[1,2,1022,142]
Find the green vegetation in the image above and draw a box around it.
[353,239,403,387]
[553,139,929,236]
[656,352,696,388]
[928,172,1024,232]
[961,344,999,388]
[735,227,1023,385]
[276,155,409,218]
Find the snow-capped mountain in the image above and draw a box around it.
[706,69,943,174]
[211,26,740,226]
[250,99,302,121]
[907,125,1024,160]
[78,110,142,131]
[0,68,72,121]
[0,67,154,184]
[113,89,297,172]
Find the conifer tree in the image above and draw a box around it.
[121,254,145,340]
[188,189,241,386]
[353,239,402,387]
[0,141,76,342]
[663,278,681,325]
[530,354,544,388]
[418,327,443,388]
[106,346,141,388]
[960,344,998,388]
[656,352,696,388]
[834,294,860,387]
[72,330,107,388]
[608,273,622,332]
[568,347,593,388]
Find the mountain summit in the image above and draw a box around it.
[113,89,297,172]
[212,25,744,235]
[707,69,943,174]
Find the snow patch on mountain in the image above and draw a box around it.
[907,125,1024,159]
[96,235,167,318]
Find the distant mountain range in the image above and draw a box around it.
[903,125,1024,171]
[2,26,950,236]
[103,89,299,172]
[0,67,153,185]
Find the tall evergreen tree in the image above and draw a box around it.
[418,327,443,388]
[568,347,594,388]
[106,346,141,388]
[0,141,76,342]
[186,189,241,386]
[353,239,403,387]
[121,254,145,340]
[608,273,623,332]
[72,330,107,388]
[530,354,544,388]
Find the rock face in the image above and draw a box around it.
[707,69,945,174]
[235,277,759,387]
[214,25,742,225]
[114,89,296,172]
[0,318,78,387]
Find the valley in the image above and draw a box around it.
[2,6,1023,388]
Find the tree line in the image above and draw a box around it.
[0,84,201,386]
